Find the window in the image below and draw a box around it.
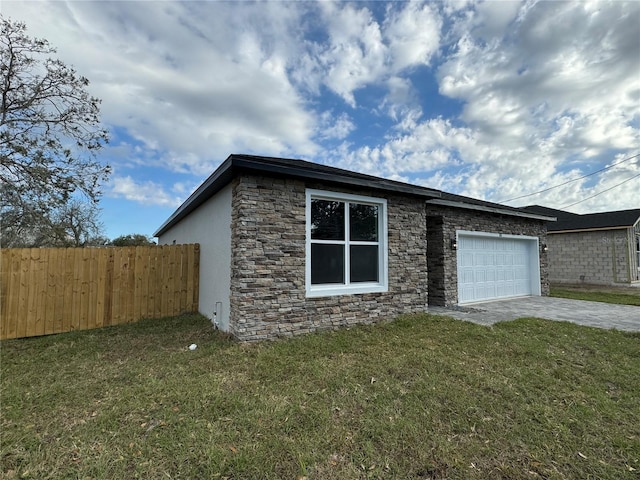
[306,189,388,297]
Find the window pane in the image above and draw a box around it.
[350,203,378,241]
[350,245,379,282]
[311,244,345,284]
[311,200,345,240]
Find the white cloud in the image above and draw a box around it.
[4,0,443,169]
[315,3,387,107]
[473,0,521,41]
[3,0,638,216]
[313,2,441,107]
[108,176,182,207]
[383,76,422,126]
[5,0,319,174]
[384,2,441,71]
[317,112,355,140]
[421,0,638,209]
[438,0,639,157]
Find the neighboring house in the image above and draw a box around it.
[154,155,553,341]
[524,205,640,286]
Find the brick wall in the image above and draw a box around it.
[547,229,635,285]
[425,205,549,306]
[229,174,428,341]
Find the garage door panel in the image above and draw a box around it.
[458,233,538,304]
[461,268,474,283]
[486,268,496,282]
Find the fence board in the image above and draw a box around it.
[170,245,179,315]
[71,249,83,331]
[63,249,75,334]
[87,249,98,331]
[112,248,124,326]
[2,250,10,339]
[178,244,186,314]
[186,244,195,312]
[95,250,107,329]
[26,249,36,337]
[2,251,20,339]
[127,247,136,322]
[79,248,90,331]
[147,248,158,320]
[133,247,145,321]
[53,249,66,334]
[0,244,200,340]
[37,249,47,336]
[192,244,200,311]
[0,251,7,339]
[43,249,57,335]
[104,249,114,327]
[45,249,57,335]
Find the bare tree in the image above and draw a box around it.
[0,190,107,247]
[1,16,110,246]
[42,199,106,247]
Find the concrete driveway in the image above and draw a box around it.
[428,296,640,332]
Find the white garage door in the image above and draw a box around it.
[457,232,540,304]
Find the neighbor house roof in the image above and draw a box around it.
[522,205,640,233]
[155,154,554,236]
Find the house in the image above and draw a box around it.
[523,205,640,286]
[154,154,553,341]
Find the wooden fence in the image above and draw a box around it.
[0,244,199,340]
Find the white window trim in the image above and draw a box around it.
[306,189,388,297]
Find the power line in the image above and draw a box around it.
[560,172,640,209]
[500,152,640,203]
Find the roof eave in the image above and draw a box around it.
[153,156,235,237]
[427,198,557,222]
[549,225,635,234]
[232,155,442,199]
[155,154,443,237]
[549,214,640,233]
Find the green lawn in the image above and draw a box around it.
[551,285,640,306]
[2,313,639,479]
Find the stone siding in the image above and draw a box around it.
[229,174,428,341]
[425,205,549,306]
[547,229,637,285]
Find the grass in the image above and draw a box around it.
[550,284,640,306]
[1,313,639,479]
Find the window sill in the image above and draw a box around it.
[306,283,388,298]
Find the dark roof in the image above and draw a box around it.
[522,205,640,232]
[154,154,554,237]
[521,205,578,220]
[427,192,556,221]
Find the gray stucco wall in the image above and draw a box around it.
[547,228,638,285]
[158,184,232,330]
[229,174,428,341]
[425,204,549,306]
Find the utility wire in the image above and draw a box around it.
[560,172,640,209]
[500,152,640,203]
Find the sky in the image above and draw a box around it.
[3,0,639,240]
